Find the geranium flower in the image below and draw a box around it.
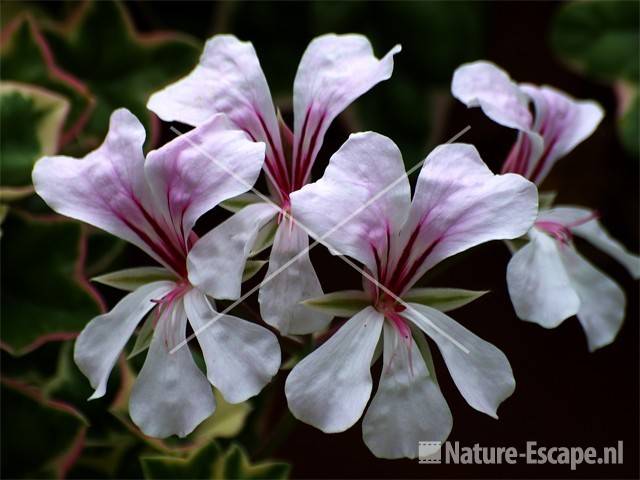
[148,34,400,335]
[452,61,640,350]
[282,133,538,458]
[32,109,280,438]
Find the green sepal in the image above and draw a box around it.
[92,266,176,292]
[302,290,370,317]
[402,287,488,312]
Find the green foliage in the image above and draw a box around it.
[551,0,639,83]
[140,442,290,480]
[1,378,88,478]
[0,82,69,188]
[0,15,93,143]
[1,214,102,355]
[42,1,200,146]
[551,0,640,156]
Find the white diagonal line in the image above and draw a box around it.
[169,125,471,354]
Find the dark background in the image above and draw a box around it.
[2,1,639,479]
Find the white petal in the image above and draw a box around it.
[147,35,280,144]
[538,207,640,279]
[405,303,515,418]
[258,219,331,335]
[129,297,215,438]
[291,132,411,271]
[362,323,452,459]
[451,61,532,130]
[520,85,604,184]
[33,109,163,264]
[145,114,266,240]
[291,34,400,186]
[74,281,175,400]
[561,248,626,351]
[398,143,537,287]
[506,228,580,328]
[187,203,277,299]
[285,307,384,433]
[183,289,280,403]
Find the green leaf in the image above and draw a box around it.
[302,290,370,317]
[1,213,103,355]
[220,193,267,213]
[551,0,639,83]
[215,444,290,480]
[538,190,557,211]
[243,260,267,282]
[403,287,488,312]
[128,312,156,360]
[191,391,252,442]
[0,81,69,188]
[0,16,94,145]
[93,266,176,291]
[141,441,222,479]
[1,377,88,478]
[43,1,200,145]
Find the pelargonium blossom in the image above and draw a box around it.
[283,133,538,458]
[32,109,280,438]
[452,61,640,350]
[147,34,400,335]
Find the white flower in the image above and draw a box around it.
[32,109,280,438]
[283,132,538,458]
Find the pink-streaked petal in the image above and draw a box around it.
[291,132,410,273]
[187,203,277,299]
[129,296,215,438]
[183,290,280,403]
[33,109,167,266]
[258,219,331,335]
[520,85,604,184]
[145,114,266,243]
[538,207,640,278]
[451,61,532,130]
[285,307,384,433]
[560,247,626,351]
[506,229,580,328]
[147,35,289,195]
[394,143,537,291]
[74,280,175,400]
[406,303,515,418]
[291,34,400,189]
[362,323,452,459]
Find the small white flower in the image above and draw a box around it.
[452,61,640,350]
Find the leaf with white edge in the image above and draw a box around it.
[140,441,222,479]
[128,312,156,360]
[402,288,488,312]
[0,81,69,189]
[220,193,267,213]
[92,267,176,291]
[302,290,370,317]
[214,444,290,480]
[538,191,557,211]
[250,218,279,256]
[242,260,267,282]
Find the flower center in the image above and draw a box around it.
[535,211,599,245]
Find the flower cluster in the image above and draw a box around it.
[32,35,638,459]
